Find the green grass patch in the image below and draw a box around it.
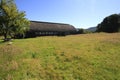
[0,33,120,80]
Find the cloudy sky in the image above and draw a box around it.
[15,0,120,28]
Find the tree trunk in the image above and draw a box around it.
[4,33,7,41]
[3,31,10,41]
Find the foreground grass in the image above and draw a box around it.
[0,33,120,80]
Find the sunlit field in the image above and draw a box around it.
[0,33,120,80]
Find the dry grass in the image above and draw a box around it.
[0,33,120,80]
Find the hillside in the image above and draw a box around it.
[86,27,97,32]
[0,33,120,80]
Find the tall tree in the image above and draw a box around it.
[0,0,30,41]
[96,14,120,33]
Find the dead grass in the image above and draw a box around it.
[0,33,120,80]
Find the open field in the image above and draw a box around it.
[0,33,120,80]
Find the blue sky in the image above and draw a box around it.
[15,0,120,28]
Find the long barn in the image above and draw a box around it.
[25,21,77,37]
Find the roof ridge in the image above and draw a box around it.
[30,20,71,25]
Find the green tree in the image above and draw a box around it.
[96,14,120,33]
[76,28,84,34]
[0,0,30,41]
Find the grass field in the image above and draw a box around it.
[0,33,120,80]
